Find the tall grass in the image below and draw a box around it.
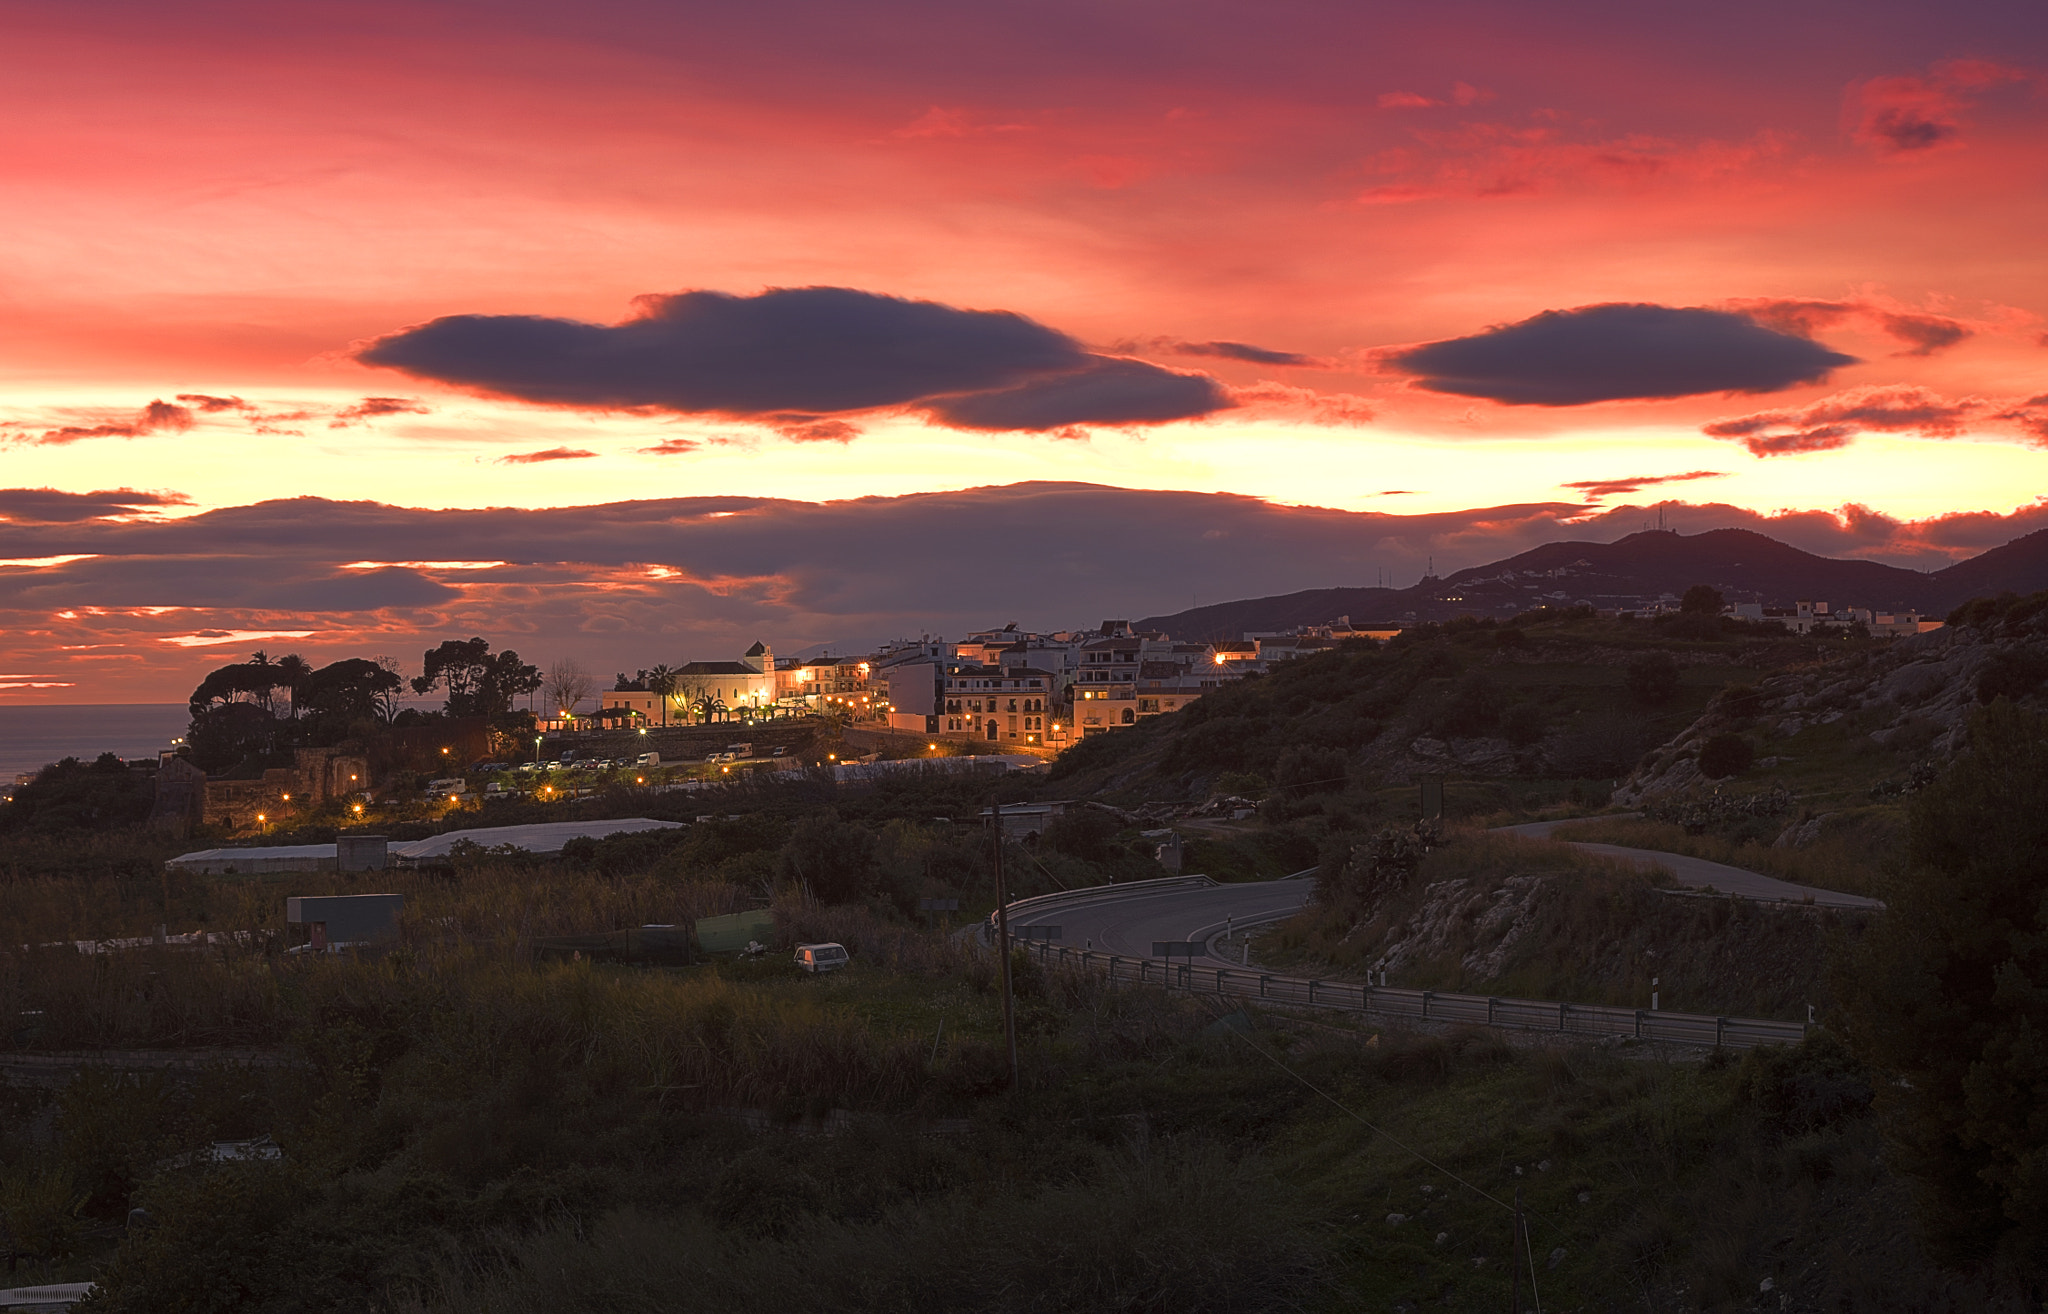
[389,1141,1322,1314]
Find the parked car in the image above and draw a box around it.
[794,942,849,974]
[636,752,661,768]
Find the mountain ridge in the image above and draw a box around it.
[1138,525,2048,642]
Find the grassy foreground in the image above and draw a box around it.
[0,900,2014,1312]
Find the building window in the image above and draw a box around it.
[1120,708,1136,725]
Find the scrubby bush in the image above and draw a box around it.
[776,812,880,903]
[1975,645,2048,704]
[1737,1031,1873,1136]
[1626,652,1681,705]
[1697,733,1754,779]
[1273,745,1348,797]
[1428,670,1503,738]
[1042,808,1121,861]
[1498,701,1547,746]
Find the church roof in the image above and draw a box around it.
[744,640,767,656]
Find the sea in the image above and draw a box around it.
[0,703,192,783]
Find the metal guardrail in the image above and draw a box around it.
[990,874,1216,934]
[1023,941,1808,1051]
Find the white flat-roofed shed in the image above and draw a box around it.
[163,843,340,876]
[168,818,686,874]
[387,818,683,862]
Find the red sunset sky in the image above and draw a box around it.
[2,0,2045,700]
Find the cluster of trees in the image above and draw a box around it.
[184,639,543,772]
[1843,698,2048,1270]
[0,752,155,835]
[412,639,546,718]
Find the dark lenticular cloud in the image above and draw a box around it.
[360,286,1087,414]
[0,487,192,524]
[1381,303,1858,406]
[923,356,1232,431]
[359,286,1235,432]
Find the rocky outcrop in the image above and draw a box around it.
[1614,624,2006,806]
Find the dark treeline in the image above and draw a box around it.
[182,638,540,774]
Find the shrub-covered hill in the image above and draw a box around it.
[1618,588,2048,807]
[1051,608,1882,806]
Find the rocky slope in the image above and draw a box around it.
[1616,596,2048,805]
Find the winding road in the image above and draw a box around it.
[1496,820,1884,910]
[1013,816,1880,962]
[1004,871,1318,964]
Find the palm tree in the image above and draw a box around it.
[646,664,678,727]
[691,694,729,725]
[275,653,312,721]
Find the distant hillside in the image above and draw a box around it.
[1140,527,2045,642]
[1924,526,2048,601]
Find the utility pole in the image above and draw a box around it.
[1508,1185,1524,1313]
[991,797,1019,1091]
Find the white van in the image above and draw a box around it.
[425,777,467,799]
[793,942,849,974]
[636,752,660,768]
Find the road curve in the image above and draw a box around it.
[1496,819,1884,910]
[1004,819,1880,968]
[1006,876,1314,965]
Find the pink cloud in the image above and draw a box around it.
[33,400,194,446]
[1728,297,1975,357]
[496,447,599,465]
[1703,385,1987,456]
[1848,60,2033,155]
